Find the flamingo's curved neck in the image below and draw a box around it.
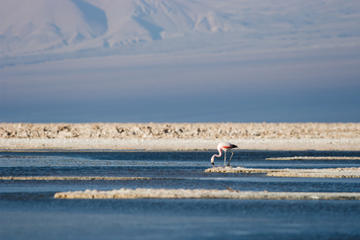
[211,148,222,164]
[215,147,222,157]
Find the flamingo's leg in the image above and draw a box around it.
[227,151,234,167]
[224,151,227,166]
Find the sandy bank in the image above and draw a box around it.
[53,188,360,200]
[1,123,359,150]
[205,167,360,178]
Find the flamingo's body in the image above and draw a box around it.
[211,142,238,167]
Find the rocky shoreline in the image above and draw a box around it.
[0,123,359,150]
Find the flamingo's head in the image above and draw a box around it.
[210,155,215,166]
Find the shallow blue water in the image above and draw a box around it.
[1,150,360,240]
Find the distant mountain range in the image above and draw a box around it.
[0,0,234,56]
[1,0,359,59]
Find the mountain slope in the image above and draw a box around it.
[0,0,107,55]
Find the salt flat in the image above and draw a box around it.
[0,123,359,150]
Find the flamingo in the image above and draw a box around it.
[211,142,238,167]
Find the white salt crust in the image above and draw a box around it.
[54,188,360,200]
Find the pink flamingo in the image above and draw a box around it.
[211,142,238,167]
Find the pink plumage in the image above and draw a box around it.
[210,142,238,167]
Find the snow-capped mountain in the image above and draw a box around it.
[0,0,233,56]
[1,0,360,58]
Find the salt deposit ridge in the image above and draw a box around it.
[54,188,360,200]
[0,123,359,150]
[205,167,360,178]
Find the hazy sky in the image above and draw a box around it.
[1,0,360,122]
[1,46,359,122]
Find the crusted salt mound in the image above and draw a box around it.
[205,167,268,174]
[54,188,360,200]
[1,123,360,150]
[205,167,360,178]
[2,123,359,140]
[266,156,360,160]
[0,176,152,181]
